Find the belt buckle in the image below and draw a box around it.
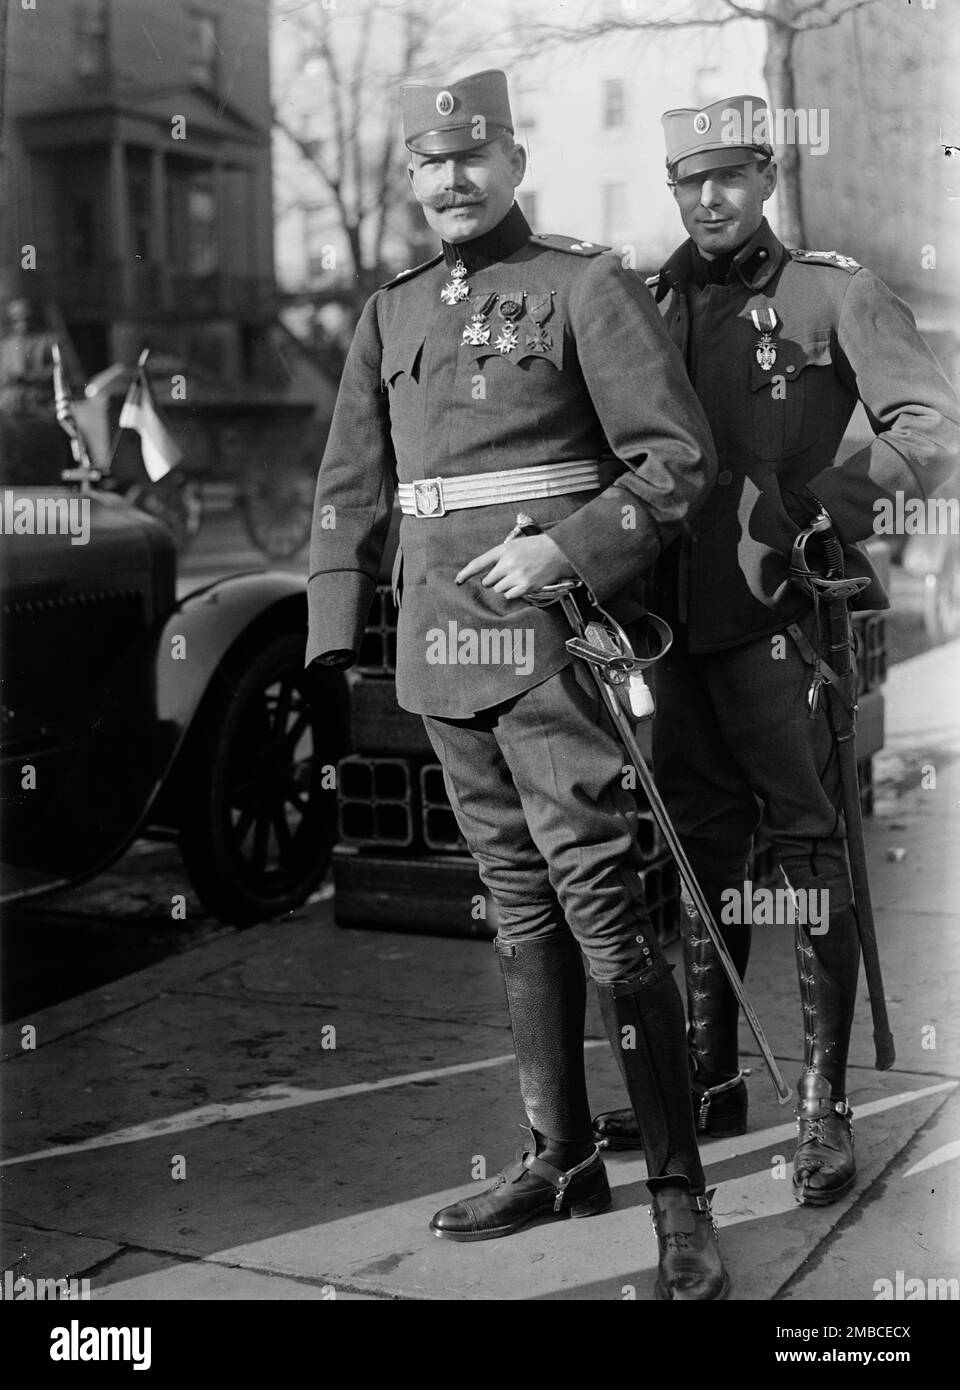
[412,477,445,518]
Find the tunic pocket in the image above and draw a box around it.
[381,337,426,388]
[749,336,832,460]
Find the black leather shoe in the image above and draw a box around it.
[593,1072,748,1150]
[429,1144,611,1242]
[650,1179,729,1301]
[792,1071,856,1205]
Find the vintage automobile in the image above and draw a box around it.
[0,458,349,925]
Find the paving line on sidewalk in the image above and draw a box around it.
[0,1041,608,1167]
[89,1080,958,1300]
[2,1058,953,1170]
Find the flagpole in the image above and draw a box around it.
[108,348,153,471]
[52,341,99,491]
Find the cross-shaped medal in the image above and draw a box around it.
[440,260,470,305]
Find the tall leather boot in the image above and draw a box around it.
[596,962,729,1300]
[793,904,860,1205]
[430,933,610,1241]
[593,886,749,1148]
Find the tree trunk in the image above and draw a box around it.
[763,9,806,248]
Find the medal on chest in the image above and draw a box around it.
[494,293,524,354]
[440,259,470,305]
[525,292,555,353]
[750,305,779,370]
[461,293,497,347]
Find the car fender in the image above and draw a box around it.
[156,571,308,732]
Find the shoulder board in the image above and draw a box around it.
[789,249,861,273]
[380,253,443,290]
[528,233,609,257]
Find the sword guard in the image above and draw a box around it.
[524,578,583,607]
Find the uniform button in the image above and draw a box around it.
[786,365,796,373]
[635,935,645,944]
[717,469,733,485]
[758,249,768,260]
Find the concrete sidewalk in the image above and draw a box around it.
[2,642,958,1302]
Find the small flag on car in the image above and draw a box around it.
[119,350,182,482]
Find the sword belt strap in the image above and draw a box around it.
[786,622,856,716]
[398,459,601,517]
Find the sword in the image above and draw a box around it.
[788,511,896,1071]
[508,514,792,1104]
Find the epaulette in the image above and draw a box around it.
[380,253,444,290]
[529,233,609,257]
[789,249,861,273]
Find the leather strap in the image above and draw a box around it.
[786,622,856,715]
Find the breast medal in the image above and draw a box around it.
[525,292,555,353]
[750,306,779,370]
[461,293,496,347]
[440,259,470,305]
[494,293,524,354]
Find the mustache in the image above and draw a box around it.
[422,188,488,211]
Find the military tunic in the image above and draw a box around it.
[306,204,716,717]
[647,217,960,904]
[647,217,960,653]
[306,203,722,986]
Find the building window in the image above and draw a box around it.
[517,192,538,228]
[189,11,220,87]
[68,197,96,268]
[127,171,152,263]
[75,0,109,80]
[603,80,625,130]
[601,183,628,243]
[187,175,218,275]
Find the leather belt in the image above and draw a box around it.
[398,460,601,518]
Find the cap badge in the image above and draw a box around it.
[440,259,470,305]
[436,90,455,116]
[750,306,779,370]
[693,112,711,135]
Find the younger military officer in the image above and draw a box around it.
[307,70,730,1298]
[593,95,960,1205]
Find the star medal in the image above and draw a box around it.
[440,259,470,305]
[461,293,496,347]
[525,292,554,352]
[750,305,779,370]
[494,293,523,354]
[495,323,520,354]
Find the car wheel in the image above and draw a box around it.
[922,543,960,645]
[178,630,347,925]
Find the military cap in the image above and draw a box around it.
[401,69,513,155]
[662,93,774,180]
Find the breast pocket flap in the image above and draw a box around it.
[749,337,832,392]
[381,338,425,387]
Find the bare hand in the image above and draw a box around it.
[455,533,574,600]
